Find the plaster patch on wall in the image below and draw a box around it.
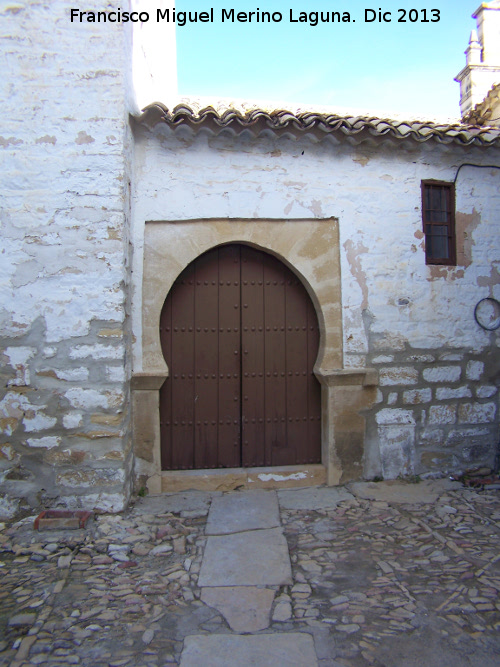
[0,392,31,435]
[23,412,57,432]
[0,136,23,148]
[456,209,481,268]
[4,346,35,386]
[477,263,500,289]
[63,413,83,429]
[75,131,95,145]
[428,266,465,280]
[26,436,61,449]
[307,199,324,217]
[35,135,56,145]
[353,152,370,167]
[64,388,124,410]
[344,239,369,309]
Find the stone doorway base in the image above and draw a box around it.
[147,464,326,493]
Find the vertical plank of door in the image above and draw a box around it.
[241,246,266,467]
[170,270,196,469]
[263,254,288,466]
[159,285,173,470]
[217,245,241,467]
[307,298,322,463]
[194,250,219,468]
[285,274,309,464]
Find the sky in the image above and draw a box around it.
[175,0,478,119]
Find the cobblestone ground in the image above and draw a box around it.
[1,485,500,667]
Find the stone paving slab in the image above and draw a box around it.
[198,528,292,587]
[179,633,318,667]
[278,486,355,510]
[205,490,280,535]
[133,491,217,515]
[348,478,462,504]
[200,586,275,632]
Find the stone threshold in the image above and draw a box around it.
[149,464,326,493]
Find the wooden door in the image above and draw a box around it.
[160,244,321,470]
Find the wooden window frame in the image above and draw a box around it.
[421,180,456,266]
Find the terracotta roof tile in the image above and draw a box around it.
[137,99,500,147]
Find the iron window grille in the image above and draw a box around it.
[421,180,456,265]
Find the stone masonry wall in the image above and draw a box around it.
[366,348,499,479]
[0,1,132,517]
[132,123,500,481]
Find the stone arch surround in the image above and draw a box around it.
[132,218,378,491]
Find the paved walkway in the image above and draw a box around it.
[1,480,500,666]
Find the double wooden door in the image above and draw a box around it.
[159,244,321,470]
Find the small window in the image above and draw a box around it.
[421,181,456,265]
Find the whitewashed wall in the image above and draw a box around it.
[0,0,133,517]
[132,122,500,479]
[1,1,498,514]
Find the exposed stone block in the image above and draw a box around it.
[388,392,398,405]
[476,385,497,399]
[0,392,30,436]
[423,366,461,383]
[44,449,88,466]
[99,450,126,461]
[98,328,123,338]
[466,361,484,381]
[373,335,407,352]
[419,451,457,470]
[58,492,128,513]
[5,347,35,386]
[460,443,494,464]
[106,366,126,382]
[428,404,457,425]
[418,428,444,446]
[73,429,121,440]
[372,355,394,364]
[458,402,496,424]
[378,425,415,479]
[91,414,123,426]
[56,468,126,488]
[445,427,491,447]
[403,388,432,404]
[50,367,89,382]
[0,444,20,468]
[0,494,20,519]
[376,409,415,425]
[379,367,418,386]
[435,386,472,400]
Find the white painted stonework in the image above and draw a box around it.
[0,0,134,516]
[0,1,499,516]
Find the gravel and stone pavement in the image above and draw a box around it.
[1,480,500,666]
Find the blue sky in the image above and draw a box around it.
[176,1,477,118]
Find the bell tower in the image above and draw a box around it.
[130,1,178,114]
[455,1,500,118]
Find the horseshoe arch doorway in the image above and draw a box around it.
[159,244,321,470]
